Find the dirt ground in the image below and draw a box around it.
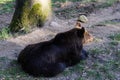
[0,2,120,80]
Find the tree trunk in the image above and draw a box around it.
[9,0,52,32]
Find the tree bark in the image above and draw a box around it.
[9,0,52,32]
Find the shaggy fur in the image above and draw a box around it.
[18,27,88,77]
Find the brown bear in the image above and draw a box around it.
[18,26,88,77]
[17,15,93,77]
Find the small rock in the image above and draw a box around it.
[50,21,61,28]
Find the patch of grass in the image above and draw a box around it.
[62,45,120,80]
[100,62,117,79]
[62,61,87,77]
[73,61,86,71]
[0,0,15,14]
[62,69,72,76]
[62,61,86,76]
[94,19,120,27]
[97,0,118,8]
[0,0,13,3]
[109,33,120,41]
[85,46,120,80]
[86,59,117,80]
[87,67,105,80]
[0,57,45,80]
[108,60,120,71]
[109,41,119,46]
[0,27,11,39]
[77,77,84,80]
[81,0,97,3]
[52,0,82,3]
[103,20,120,25]
[89,48,104,54]
[116,50,120,58]
[0,67,26,78]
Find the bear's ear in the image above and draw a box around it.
[77,27,85,38]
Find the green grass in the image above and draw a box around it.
[103,19,120,25]
[0,57,45,80]
[0,0,15,14]
[109,41,119,46]
[0,27,33,40]
[94,19,120,27]
[0,27,11,39]
[89,48,106,55]
[95,0,118,8]
[52,0,82,3]
[86,44,120,80]
[0,0,14,3]
[109,33,120,41]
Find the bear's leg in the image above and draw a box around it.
[42,63,66,77]
[65,50,88,67]
[81,49,88,60]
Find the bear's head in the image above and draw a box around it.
[75,23,93,44]
[75,15,93,44]
[75,26,89,45]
